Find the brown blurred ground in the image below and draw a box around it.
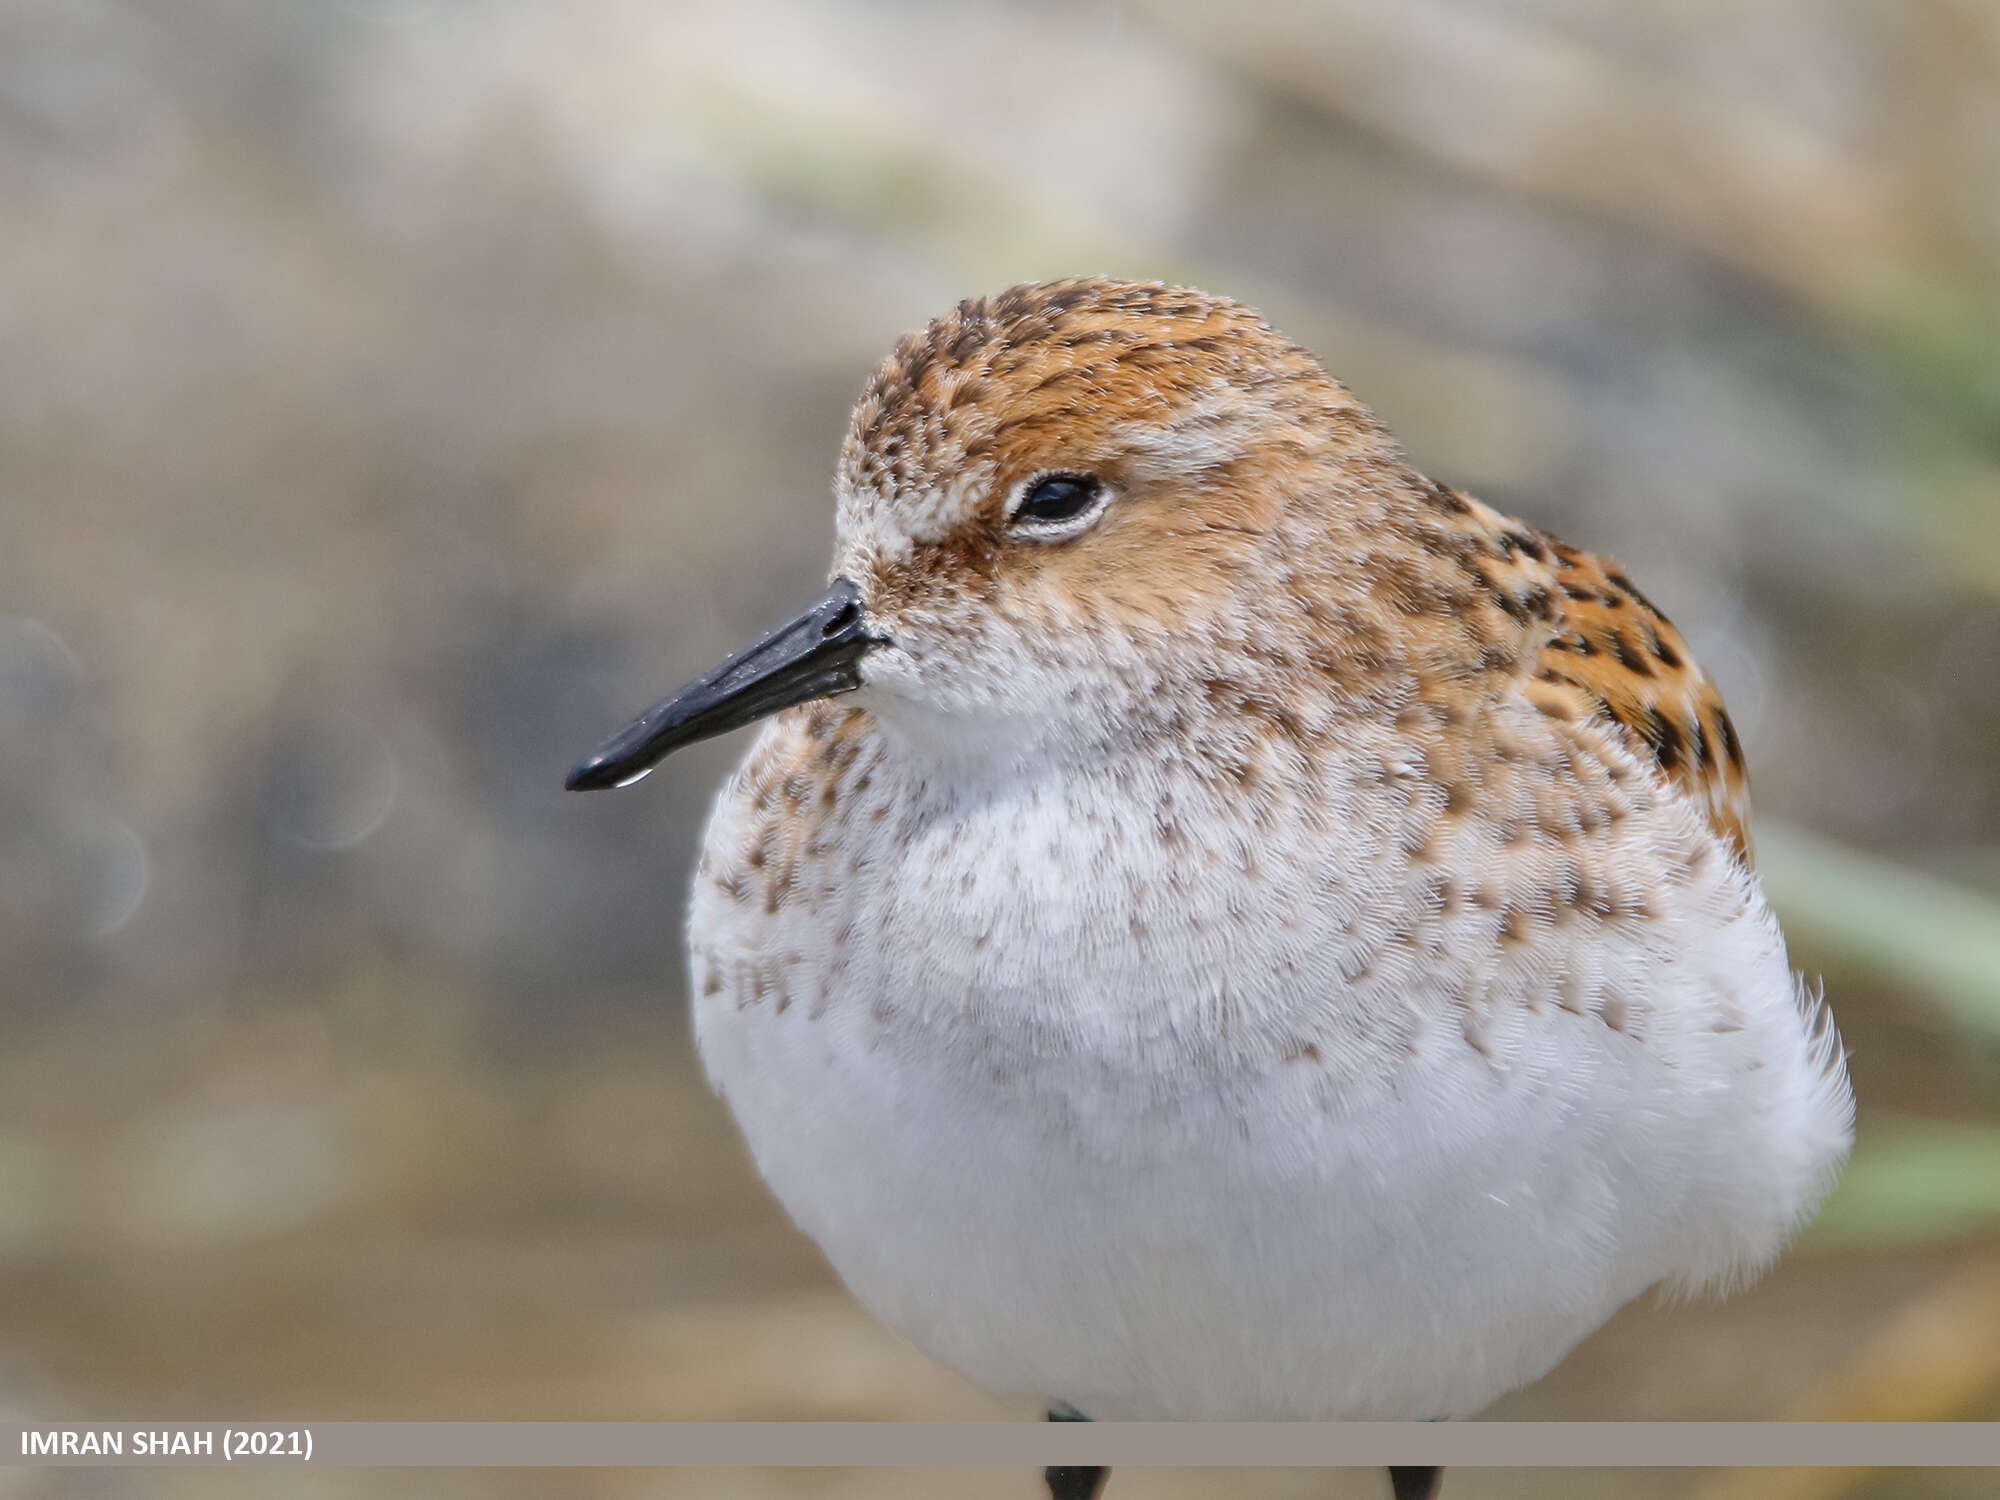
[2,3,1999,1498]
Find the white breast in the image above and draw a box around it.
[685,711,1852,1420]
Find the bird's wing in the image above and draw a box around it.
[1417,484,1754,863]
[1511,526,1754,863]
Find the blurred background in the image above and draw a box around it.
[3,1,1999,1497]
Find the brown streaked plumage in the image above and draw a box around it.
[1401,482,1756,862]
[836,277,1753,863]
[1521,525,1754,860]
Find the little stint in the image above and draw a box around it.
[568,280,1855,1500]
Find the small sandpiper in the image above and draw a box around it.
[568,280,1854,1500]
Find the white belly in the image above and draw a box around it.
[686,723,1852,1420]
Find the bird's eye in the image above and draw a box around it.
[1010,473,1105,533]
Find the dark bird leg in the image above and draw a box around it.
[1045,1403,1106,1500]
[1389,1466,1442,1499]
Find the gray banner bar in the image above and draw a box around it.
[6,1423,1998,1468]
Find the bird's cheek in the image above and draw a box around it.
[851,639,927,702]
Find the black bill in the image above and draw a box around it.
[565,576,880,792]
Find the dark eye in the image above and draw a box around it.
[1012,473,1102,528]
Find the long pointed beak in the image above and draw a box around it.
[565,576,882,792]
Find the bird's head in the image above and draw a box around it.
[568,279,1451,790]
